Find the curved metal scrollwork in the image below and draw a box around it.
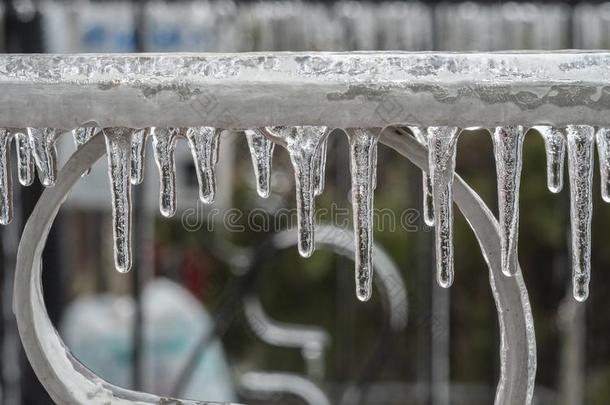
[13,128,535,404]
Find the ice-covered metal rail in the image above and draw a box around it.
[6,51,610,404]
[3,52,607,296]
[2,51,607,295]
[1,52,610,128]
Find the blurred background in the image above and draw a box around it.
[1,0,610,404]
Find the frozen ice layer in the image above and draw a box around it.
[346,128,381,301]
[492,126,525,277]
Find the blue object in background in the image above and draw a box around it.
[61,279,237,402]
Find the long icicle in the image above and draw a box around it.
[492,126,525,277]
[72,127,98,176]
[347,128,380,301]
[313,137,328,196]
[535,126,566,193]
[566,125,595,301]
[27,128,59,186]
[0,129,12,225]
[410,126,434,226]
[102,127,133,273]
[245,128,275,198]
[595,128,610,202]
[130,128,148,185]
[151,128,180,217]
[186,127,221,204]
[267,126,329,257]
[381,129,536,405]
[372,141,378,190]
[428,126,460,288]
[13,129,34,186]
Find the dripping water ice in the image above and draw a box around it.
[72,127,98,176]
[151,128,180,218]
[492,126,525,277]
[595,128,610,203]
[0,129,12,225]
[130,128,148,185]
[566,125,595,302]
[372,141,378,190]
[72,127,96,149]
[409,126,434,226]
[266,126,329,258]
[346,128,380,301]
[186,127,221,204]
[313,137,328,196]
[27,128,59,187]
[245,128,274,198]
[102,127,134,273]
[428,126,460,288]
[13,129,34,187]
[535,126,566,193]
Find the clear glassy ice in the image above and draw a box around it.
[186,127,222,204]
[428,126,460,288]
[566,125,595,301]
[595,128,610,203]
[13,129,34,187]
[347,128,380,301]
[313,137,328,196]
[535,126,566,193]
[0,129,12,225]
[151,128,180,218]
[266,126,329,258]
[27,127,59,187]
[245,128,275,198]
[72,127,98,176]
[410,126,434,226]
[2,119,598,308]
[103,127,134,273]
[492,126,525,277]
[130,128,148,185]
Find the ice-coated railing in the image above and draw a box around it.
[7,52,610,404]
[3,52,610,128]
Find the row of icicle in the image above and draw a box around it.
[0,125,604,301]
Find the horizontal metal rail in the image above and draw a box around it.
[0,52,609,128]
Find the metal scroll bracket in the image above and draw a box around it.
[12,128,535,405]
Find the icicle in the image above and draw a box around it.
[151,128,180,217]
[72,127,97,149]
[245,128,275,198]
[428,126,460,288]
[372,141,378,190]
[535,126,566,193]
[346,128,380,301]
[27,128,59,186]
[130,128,148,185]
[566,125,595,302]
[0,129,12,225]
[12,129,34,186]
[596,128,610,202]
[492,126,525,277]
[186,127,221,204]
[410,126,434,226]
[102,127,133,273]
[72,127,98,176]
[212,129,221,166]
[267,126,329,257]
[313,137,328,196]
